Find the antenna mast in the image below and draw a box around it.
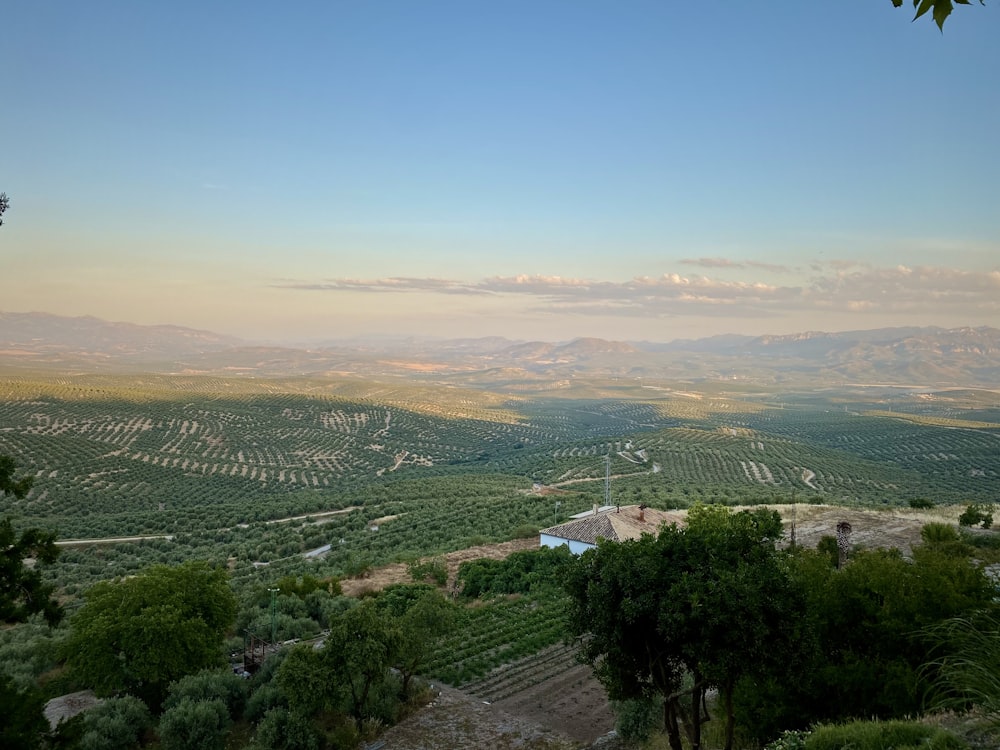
[604,452,611,508]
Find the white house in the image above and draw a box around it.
[539,504,686,554]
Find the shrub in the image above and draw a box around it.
[245,683,287,723]
[803,719,967,750]
[407,557,448,586]
[910,497,936,510]
[163,669,248,719]
[612,696,661,744]
[250,708,321,750]
[959,503,994,529]
[79,695,152,750]
[157,697,230,750]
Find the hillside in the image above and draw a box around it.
[3,312,1000,386]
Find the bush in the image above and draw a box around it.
[612,696,661,744]
[250,708,321,750]
[0,672,48,750]
[245,683,287,723]
[407,557,448,586]
[163,669,248,719]
[803,719,967,750]
[959,503,994,529]
[157,698,230,750]
[910,498,936,510]
[79,695,152,750]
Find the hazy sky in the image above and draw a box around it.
[2,2,998,344]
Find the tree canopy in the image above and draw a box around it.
[0,456,63,626]
[64,561,237,707]
[565,505,803,750]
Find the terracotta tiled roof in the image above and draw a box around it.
[540,505,686,545]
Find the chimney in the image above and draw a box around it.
[593,503,599,516]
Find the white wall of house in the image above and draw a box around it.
[540,533,595,555]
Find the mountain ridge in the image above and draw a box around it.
[1,311,998,387]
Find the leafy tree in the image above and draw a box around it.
[78,695,153,750]
[157,697,229,750]
[565,505,803,750]
[891,0,986,30]
[275,645,339,718]
[0,517,63,626]
[324,599,402,720]
[250,708,321,750]
[0,455,33,498]
[377,585,457,695]
[0,671,47,750]
[163,669,248,720]
[1,456,62,625]
[739,542,998,739]
[64,561,237,707]
[959,503,993,529]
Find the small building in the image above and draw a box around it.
[539,504,686,554]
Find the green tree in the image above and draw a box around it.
[325,599,402,720]
[78,695,153,750]
[0,517,63,626]
[1,457,62,626]
[565,505,802,750]
[157,697,229,750]
[959,503,993,529]
[0,455,33,498]
[740,542,998,739]
[891,0,986,30]
[0,671,47,750]
[163,670,248,720]
[64,561,236,707]
[250,708,321,750]
[275,646,339,718]
[0,458,63,625]
[377,585,457,695]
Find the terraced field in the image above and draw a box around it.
[2,374,997,579]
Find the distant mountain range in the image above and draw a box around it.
[1,311,999,387]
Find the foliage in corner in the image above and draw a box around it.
[0,456,63,627]
[891,0,986,30]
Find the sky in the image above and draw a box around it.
[2,1,998,344]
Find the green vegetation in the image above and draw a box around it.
[64,561,237,707]
[775,719,968,750]
[565,505,800,750]
[3,375,1000,748]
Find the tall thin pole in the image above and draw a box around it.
[268,588,278,645]
[604,453,611,508]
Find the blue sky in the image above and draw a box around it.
[2,1,998,343]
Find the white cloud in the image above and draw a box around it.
[273,263,1000,323]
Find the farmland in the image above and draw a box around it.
[2,370,999,746]
[2,375,998,565]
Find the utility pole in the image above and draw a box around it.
[604,452,611,508]
[268,587,279,645]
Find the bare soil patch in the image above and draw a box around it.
[491,662,615,746]
[760,503,962,557]
[339,537,539,596]
[377,684,580,749]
